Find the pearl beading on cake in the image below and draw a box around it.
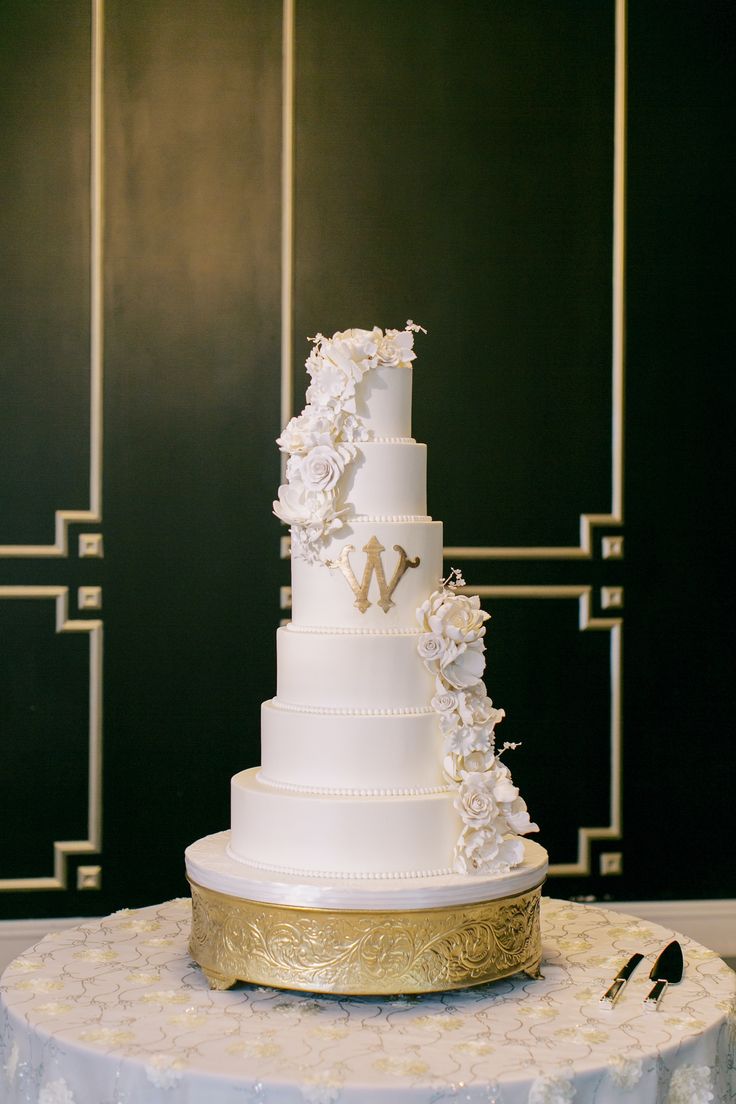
[368,436,415,443]
[284,624,422,636]
[270,699,434,716]
[256,772,451,798]
[350,514,431,522]
[227,851,453,880]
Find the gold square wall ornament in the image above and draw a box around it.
[77,865,102,890]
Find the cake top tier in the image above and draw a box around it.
[274,323,426,562]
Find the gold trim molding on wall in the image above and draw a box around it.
[0,0,104,559]
[0,587,103,891]
[465,586,622,878]
[277,3,627,878]
[445,0,627,561]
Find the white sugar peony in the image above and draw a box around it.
[418,589,489,644]
[273,481,332,527]
[440,639,487,689]
[276,408,338,455]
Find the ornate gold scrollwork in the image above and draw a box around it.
[188,879,543,995]
[327,536,420,614]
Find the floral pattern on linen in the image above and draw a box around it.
[273,322,425,562]
[608,1056,644,1089]
[38,1079,77,1104]
[0,898,734,1104]
[417,575,539,875]
[528,1074,576,1103]
[666,1064,715,1103]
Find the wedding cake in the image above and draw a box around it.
[186,324,548,994]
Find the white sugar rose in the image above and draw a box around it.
[298,445,348,493]
[418,633,446,664]
[441,639,486,689]
[455,773,497,828]
[431,689,458,715]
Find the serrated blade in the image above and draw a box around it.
[600,952,644,1006]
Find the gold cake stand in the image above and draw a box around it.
[188,877,544,995]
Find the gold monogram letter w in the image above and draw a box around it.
[328,536,420,614]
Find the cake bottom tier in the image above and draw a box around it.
[230,767,458,877]
[186,831,548,994]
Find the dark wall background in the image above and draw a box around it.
[1,0,732,920]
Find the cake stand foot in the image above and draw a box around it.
[203,968,238,991]
[523,959,544,980]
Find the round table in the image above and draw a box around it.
[1,897,733,1104]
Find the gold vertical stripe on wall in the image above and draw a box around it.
[0,0,105,558]
[280,0,295,449]
[445,0,626,562]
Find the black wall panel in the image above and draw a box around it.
[1,0,732,920]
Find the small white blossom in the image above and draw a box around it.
[146,1053,185,1089]
[301,1071,343,1103]
[528,1073,576,1103]
[608,1056,643,1089]
[39,1079,77,1104]
[666,1065,714,1104]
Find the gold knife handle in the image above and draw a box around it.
[601,977,627,1006]
[644,978,669,1010]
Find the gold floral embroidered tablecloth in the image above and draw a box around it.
[1,897,734,1104]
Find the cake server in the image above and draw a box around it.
[644,940,684,1010]
[600,952,644,1006]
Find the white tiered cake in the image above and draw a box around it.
[186,324,547,994]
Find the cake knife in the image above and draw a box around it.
[600,952,644,1006]
[643,940,683,1010]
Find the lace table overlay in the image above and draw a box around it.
[1,898,734,1104]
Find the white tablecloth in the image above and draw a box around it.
[1,897,734,1103]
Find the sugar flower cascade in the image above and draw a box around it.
[274,322,425,563]
[417,570,539,875]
